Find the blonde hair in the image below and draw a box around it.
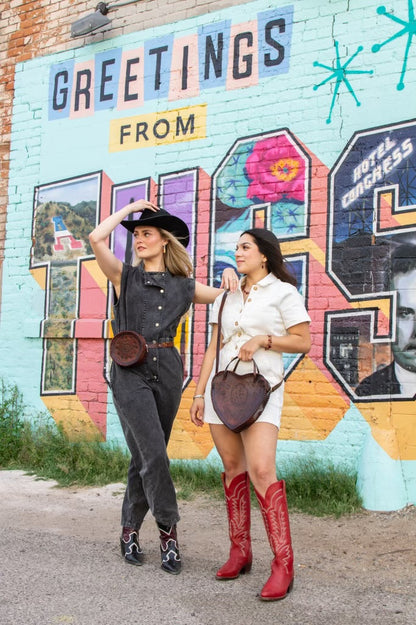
[132,228,193,277]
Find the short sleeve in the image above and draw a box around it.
[208,292,224,325]
[279,286,311,330]
[181,277,196,315]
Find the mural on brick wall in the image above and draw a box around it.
[32,175,98,394]
[3,0,416,510]
[327,122,416,404]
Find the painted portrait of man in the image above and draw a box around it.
[355,244,416,398]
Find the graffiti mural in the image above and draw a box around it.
[326,120,416,401]
[32,175,98,394]
[313,42,373,125]
[29,173,113,437]
[4,0,416,510]
[372,2,416,91]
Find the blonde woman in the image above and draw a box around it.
[89,199,237,575]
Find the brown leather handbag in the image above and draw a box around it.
[110,330,148,367]
[110,286,148,367]
[210,291,282,433]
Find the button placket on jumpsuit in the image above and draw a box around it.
[111,265,193,530]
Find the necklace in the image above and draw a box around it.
[242,284,252,295]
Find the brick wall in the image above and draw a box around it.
[1,0,416,511]
[0,0,252,272]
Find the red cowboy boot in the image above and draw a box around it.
[216,471,252,580]
[255,480,294,600]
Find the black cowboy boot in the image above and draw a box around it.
[157,523,181,574]
[120,527,144,566]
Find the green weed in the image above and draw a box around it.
[0,380,362,516]
[0,380,25,463]
[281,458,363,517]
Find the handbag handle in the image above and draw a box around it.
[226,356,261,376]
[225,356,282,392]
[215,291,228,374]
[214,291,283,393]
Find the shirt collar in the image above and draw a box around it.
[258,273,277,287]
[238,273,276,291]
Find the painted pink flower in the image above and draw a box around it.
[246,135,306,203]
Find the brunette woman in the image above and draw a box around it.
[190,228,311,599]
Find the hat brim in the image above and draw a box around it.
[121,212,190,248]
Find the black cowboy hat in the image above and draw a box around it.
[121,208,190,248]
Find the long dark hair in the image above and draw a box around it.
[242,228,297,286]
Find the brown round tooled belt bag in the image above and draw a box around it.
[110,331,148,367]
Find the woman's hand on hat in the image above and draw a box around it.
[221,266,239,293]
[126,199,159,214]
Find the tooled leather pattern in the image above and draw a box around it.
[225,474,251,556]
[258,483,293,574]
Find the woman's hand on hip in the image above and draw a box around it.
[190,398,205,427]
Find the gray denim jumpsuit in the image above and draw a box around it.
[110,263,195,529]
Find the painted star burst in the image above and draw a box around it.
[313,41,373,124]
[372,1,416,90]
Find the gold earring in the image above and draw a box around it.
[163,244,166,254]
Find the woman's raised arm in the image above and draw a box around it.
[193,267,239,304]
[89,199,158,294]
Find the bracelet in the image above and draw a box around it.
[193,394,205,399]
[265,335,272,350]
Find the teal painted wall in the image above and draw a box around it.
[2,0,416,510]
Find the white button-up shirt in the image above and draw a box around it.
[203,273,311,426]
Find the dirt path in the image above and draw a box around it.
[0,470,415,625]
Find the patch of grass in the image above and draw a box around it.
[283,458,363,517]
[172,458,362,517]
[0,380,362,515]
[0,380,25,463]
[16,420,130,487]
[170,461,224,500]
[0,381,130,486]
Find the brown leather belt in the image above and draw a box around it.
[148,341,174,348]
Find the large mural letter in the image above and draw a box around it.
[31,172,112,439]
[326,120,416,460]
[210,129,352,443]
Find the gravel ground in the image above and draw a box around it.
[0,470,415,625]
